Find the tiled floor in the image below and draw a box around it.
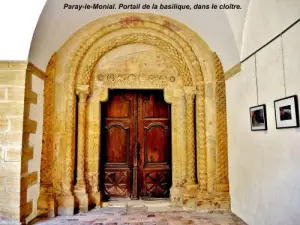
[30,203,247,225]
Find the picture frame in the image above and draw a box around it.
[249,104,268,131]
[274,95,299,129]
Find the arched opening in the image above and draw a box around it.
[35,12,229,217]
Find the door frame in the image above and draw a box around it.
[86,85,189,203]
[100,89,173,200]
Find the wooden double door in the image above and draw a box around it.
[101,90,172,200]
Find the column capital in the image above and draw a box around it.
[76,85,90,102]
[196,83,205,91]
[184,86,196,101]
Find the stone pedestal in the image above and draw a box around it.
[74,188,89,212]
[183,184,198,210]
[89,191,102,207]
[57,194,75,216]
[196,192,214,210]
[74,85,90,212]
[213,192,231,210]
[37,184,56,217]
[170,186,185,205]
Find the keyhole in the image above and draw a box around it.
[154,147,158,151]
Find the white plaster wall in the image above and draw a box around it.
[241,0,300,59]
[227,22,300,225]
[221,0,251,53]
[26,75,44,223]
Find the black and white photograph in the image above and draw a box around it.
[274,95,299,129]
[250,104,267,131]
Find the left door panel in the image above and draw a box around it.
[101,90,135,199]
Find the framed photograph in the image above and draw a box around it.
[250,104,268,131]
[274,95,299,129]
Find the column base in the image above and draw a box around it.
[213,192,231,210]
[182,183,198,210]
[195,191,231,210]
[170,186,185,205]
[89,191,102,207]
[184,183,198,197]
[74,187,89,212]
[56,193,75,216]
[196,191,214,210]
[37,184,56,217]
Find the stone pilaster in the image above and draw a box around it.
[183,87,198,197]
[38,53,56,218]
[74,85,89,212]
[165,88,185,205]
[196,84,207,192]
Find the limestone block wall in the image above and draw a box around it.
[0,62,26,222]
[0,61,45,224]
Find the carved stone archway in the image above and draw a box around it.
[37,13,229,217]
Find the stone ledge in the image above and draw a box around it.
[0,61,28,71]
[23,119,37,134]
[21,147,33,162]
[21,172,38,191]
[20,200,33,222]
[24,89,38,105]
[27,62,47,81]
[182,191,231,211]
[224,63,241,80]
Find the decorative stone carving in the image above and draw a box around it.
[74,85,90,212]
[97,73,177,89]
[184,87,197,186]
[196,84,207,192]
[37,53,56,218]
[214,53,229,193]
[78,33,193,87]
[40,13,230,216]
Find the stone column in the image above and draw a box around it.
[184,87,198,196]
[74,85,89,212]
[196,84,207,192]
[168,88,187,205]
[38,53,56,217]
[195,84,212,209]
[85,86,108,206]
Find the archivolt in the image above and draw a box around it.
[60,15,208,136]
[64,16,206,86]
[77,32,192,86]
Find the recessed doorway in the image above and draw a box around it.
[100,89,172,201]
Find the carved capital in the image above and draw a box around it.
[184,86,196,102]
[164,88,174,104]
[99,86,109,102]
[76,85,90,103]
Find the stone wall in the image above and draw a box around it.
[0,61,27,223]
[0,61,45,224]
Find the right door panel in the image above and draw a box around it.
[137,91,172,199]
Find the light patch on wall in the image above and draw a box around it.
[26,74,44,223]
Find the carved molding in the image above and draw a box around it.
[40,13,230,215]
[37,52,56,217]
[196,83,208,192]
[184,87,196,185]
[97,73,178,89]
[76,85,90,102]
[214,53,229,192]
